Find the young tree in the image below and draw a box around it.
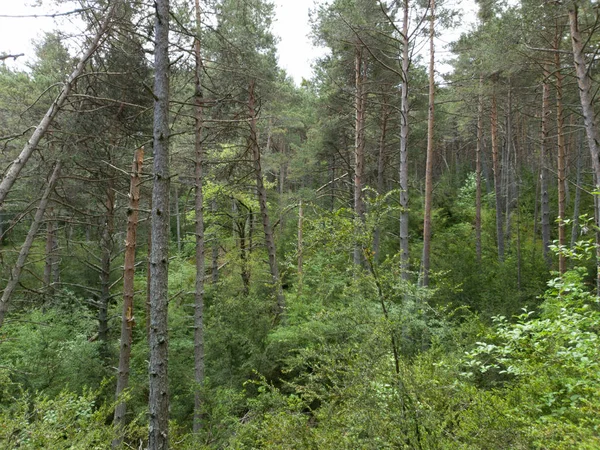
[421,0,435,286]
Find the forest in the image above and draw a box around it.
[1,0,600,448]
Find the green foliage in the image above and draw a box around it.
[464,268,600,448]
[0,296,107,399]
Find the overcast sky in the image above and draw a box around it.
[0,0,477,84]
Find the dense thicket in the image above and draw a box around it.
[1,0,600,448]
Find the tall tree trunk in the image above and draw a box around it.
[504,83,514,250]
[174,186,181,253]
[541,65,552,266]
[491,85,504,261]
[297,199,304,292]
[569,5,600,293]
[193,0,206,433]
[555,27,567,275]
[0,162,61,328]
[248,81,285,316]
[399,0,410,279]
[44,206,59,295]
[98,178,115,349]
[421,0,435,287]
[0,4,117,208]
[571,133,584,249]
[211,199,219,284]
[148,0,171,447]
[113,147,144,447]
[354,46,367,266]
[475,75,483,262]
[374,97,389,261]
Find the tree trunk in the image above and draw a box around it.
[44,206,59,296]
[421,0,435,287]
[541,65,552,266]
[148,0,171,447]
[298,199,304,292]
[571,133,584,249]
[98,177,115,350]
[211,199,219,284]
[0,162,61,328]
[248,80,285,316]
[0,4,117,208]
[193,0,206,433]
[504,83,514,250]
[475,75,483,262]
[354,46,367,266]
[112,147,144,447]
[174,186,181,253]
[374,97,389,261]
[569,5,600,293]
[399,0,410,279]
[491,86,504,261]
[555,27,567,275]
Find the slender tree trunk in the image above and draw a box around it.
[475,75,483,262]
[44,206,59,295]
[98,178,115,349]
[569,5,600,293]
[541,65,552,266]
[421,0,435,287]
[297,199,304,292]
[148,0,171,447]
[174,186,181,253]
[354,46,367,266]
[248,80,285,316]
[0,162,61,328]
[491,85,504,261]
[193,0,206,433]
[504,83,514,250]
[399,0,410,279]
[555,27,567,275]
[571,133,584,249]
[211,199,219,284]
[0,5,117,208]
[112,147,144,447]
[374,97,389,261]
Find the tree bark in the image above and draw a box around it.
[0,4,117,208]
[248,80,285,316]
[211,199,219,284]
[491,85,504,261]
[569,5,600,293]
[569,5,600,185]
[541,65,552,266]
[148,0,171,447]
[193,0,206,433]
[98,178,115,350]
[43,206,59,295]
[354,46,367,266]
[0,162,61,328]
[298,199,304,292]
[421,0,435,287]
[475,75,483,262]
[374,96,389,261]
[555,26,567,275]
[113,147,144,447]
[399,0,410,279]
[571,133,584,249]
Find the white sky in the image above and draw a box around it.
[0,0,478,83]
